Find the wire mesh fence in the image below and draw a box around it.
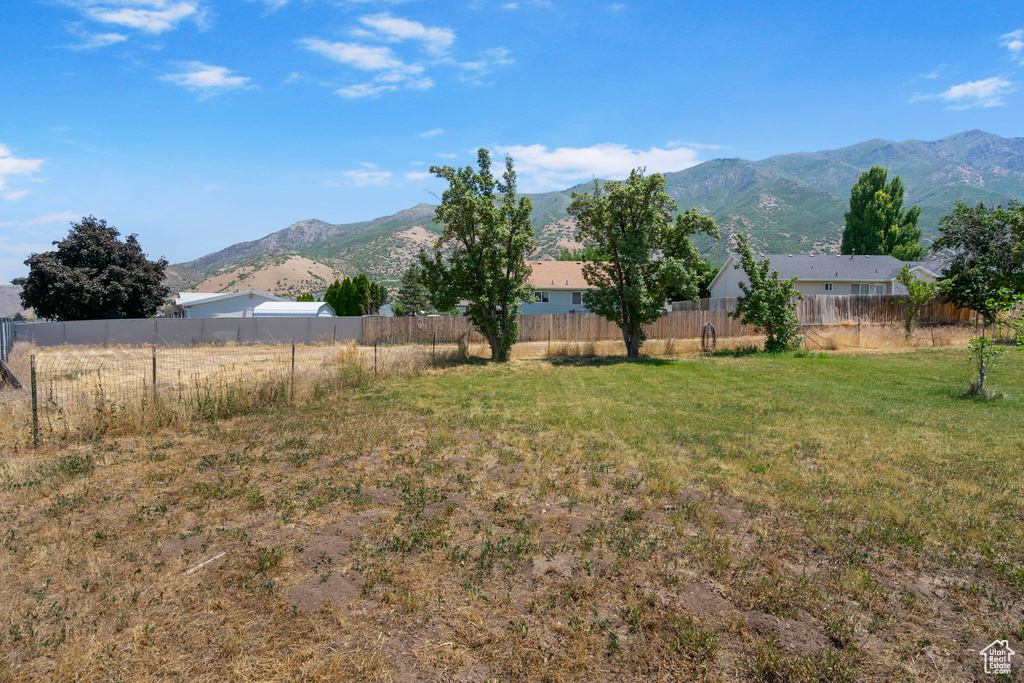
[0,342,449,449]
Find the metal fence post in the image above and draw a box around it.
[30,355,38,447]
[374,341,378,377]
[291,338,296,401]
[432,332,436,365]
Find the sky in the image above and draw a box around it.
[1,0,1023,283]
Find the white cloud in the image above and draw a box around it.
[341,163,392,186]
[25,211,80,226]
[419,128,444,138]
[1002,29,1024,65]
[608,3,626,11]
[160,62,255,96]
[435,152,458,158]
[404,171,431,181]
[501,3,519,9]
[301,39,419,73]
[494,142,704,191]
[67,29,128,50]
[358,13,455,55]
[0,211,80,229]
[0,144,45,196]
[83,1,202,34]
[910,76,1015,109]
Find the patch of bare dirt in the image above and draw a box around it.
[286,570,366,613]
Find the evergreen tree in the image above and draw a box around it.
[339,278,357,315]
[840,166,924,259]
[397,264,430,314]
[352,274,371,315]
[369,282,381,314]
[323,280,341,314]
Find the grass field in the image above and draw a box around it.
[1,347,1022,681]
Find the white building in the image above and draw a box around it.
[164,290,285,318]
[253,301,335,317]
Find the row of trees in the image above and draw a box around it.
[413,148,792,359]
[316,274,387,316]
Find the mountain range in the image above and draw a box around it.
[153,129,1024,297]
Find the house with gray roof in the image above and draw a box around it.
[707,254,945,299]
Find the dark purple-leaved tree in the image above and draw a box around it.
[13,215,170,321]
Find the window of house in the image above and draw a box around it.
[874,285,885,295]
[534,291,550,303]
[851,284,871,294]
[824,283,833,292]
[571,291,583,305]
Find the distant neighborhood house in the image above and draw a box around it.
[707,254,945,299]
[521,261,595,314]
[164,290,285,318]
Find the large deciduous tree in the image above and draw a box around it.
[730,234,803,353]
[419,148,536,362]
[840,166,925,260]
[567,170,719,358]
[932,200,1024,324]
[14,215,169,321]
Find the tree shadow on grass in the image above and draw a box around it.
[544,355,677,368]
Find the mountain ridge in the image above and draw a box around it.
[172,130,1024,296]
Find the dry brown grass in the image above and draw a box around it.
[1,347,1022,681]
[0,322,980,453]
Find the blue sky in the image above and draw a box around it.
[1,0,1023,283]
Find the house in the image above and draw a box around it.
[521,260,595,314]
[707,254,945,299]
[253,302,335,317]
[163,290,286,318]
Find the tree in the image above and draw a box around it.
[368,281,381,314]
[352,274,371,315]
[894,266,939,337]
[840,166,925,260]
[323,280,341,314]
[568,171,719,358]
[397,264,430,314]
[933,200,1024,324]
[13,215,169,321]
[964,288,1024,399]
[730,234,803,352]
[419,148,536,362]
[12,312,26,322]
[339,278,358,316]
[555,245,609,261]
[296,293,314,302]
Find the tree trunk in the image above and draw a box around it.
[489,334,510,363]
[622,326,641,359]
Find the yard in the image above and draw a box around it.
[1,349,1021,681]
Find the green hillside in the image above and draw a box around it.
[175,130,1024,291]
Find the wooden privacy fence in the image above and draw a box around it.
[673,295,975,326]
[364,310,752,345]
[363,294,976,346]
